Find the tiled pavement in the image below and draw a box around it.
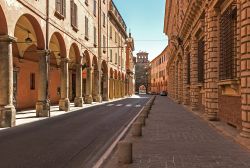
[103,96,250,168]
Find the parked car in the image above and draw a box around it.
[160,91,168,96]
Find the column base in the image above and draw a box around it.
[207,112,218,121]
[240,122,250,138]
[59,98,70,111]
[74,97,84,107]
[85,95,93,104]
[36,101,50,117]
[102,96,109,101]
[191,106,199,111]
[0,105,16,128]
[93,95,102,102]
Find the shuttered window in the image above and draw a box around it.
[94,26,97,46]
[93,0,97,16]
[219,5,237,80]
[71,0,78,29]
[55,0,66,17]
[85,16,89,39]
[198,38,205,83]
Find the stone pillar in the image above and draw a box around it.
[109,78,114,99]
[93,70,102,102]
[114,79,118,98]
[36,50,50,117]
[183,50,190,105]
[0,35,16,127]
[240,0,250,138]
[59,58,70,111]
[85,67,93,104]
[74,62,84,107]
[175,61,179,101]
[102,74,109,101]
[178,60,183,103]
[190,36,199,111]
[204,8,219,121]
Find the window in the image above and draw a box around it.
[85,0,88,6]
[103,35,106,53]
[85,16,89,40]
[110,26,112,39]
[219,5,237,80]
[94,26,97,46]
[71,0,78,30]
[93,0,96,16]
[30,73,35,90]
[115,53,118,64]
[103,12,106,27]
[55,0,66,18]
[103,0,105,4]
[187,53,191,84]
[198,38,205,83]
[110,49,113,62]
[115,32,117,43]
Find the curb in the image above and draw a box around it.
[92,97,153,168]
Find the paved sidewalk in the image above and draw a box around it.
[103,96,250,168]
[0,96,136,130]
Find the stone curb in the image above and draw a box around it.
[92,96,155,168]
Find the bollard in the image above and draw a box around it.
[118,141,133,164]
[137,116,145,126]
[132,122,142,137]
[141,110,148,118]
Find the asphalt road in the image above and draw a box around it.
[0,95,150,168]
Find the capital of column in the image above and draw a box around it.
[0,35,16,43]
[61,57,70,63]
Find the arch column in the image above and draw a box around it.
[59,58,70,111]
[102,74,109,101]
[204,8,219,121]
[93,70,102,102]
[74,62,84,107]
[109,77,114,99]
[0,35,16,127]
[240,0,250,138]
[36,50,50,117]
[85,67,93,104]
[190,36,199,111]
[183,51,190,105]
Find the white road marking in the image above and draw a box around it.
[116,104,123,107]
[125,104,132,107]
[106,104,114,106]
[135,104,141,108]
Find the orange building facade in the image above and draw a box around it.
[0,0,135,128]
[150,47,169,94]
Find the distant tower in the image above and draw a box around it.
[135,52,149,93]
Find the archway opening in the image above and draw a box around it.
[101,60,108,101]
[82,50,91,99]
[13,14,44,110]
[48,32,66,105]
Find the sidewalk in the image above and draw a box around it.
[0,96,137,131]
[103,96,250,168]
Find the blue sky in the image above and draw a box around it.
[113,0,168,61]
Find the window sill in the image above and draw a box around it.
[72,25,79,32]
[54,11,65,20]
[218,79,240,96]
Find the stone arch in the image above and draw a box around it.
[12,14,45,110]
[48,32,67,105]
[83,50,91,67]
[0,5,7,35]
[68,43,81,101]
[110,68,114,78]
